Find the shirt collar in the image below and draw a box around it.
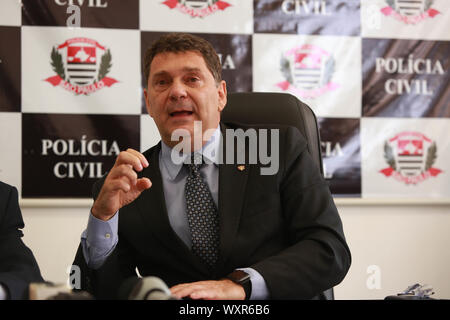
[160,125,221,181]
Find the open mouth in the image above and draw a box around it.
[170,111,194,117]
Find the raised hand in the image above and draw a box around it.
[91,148,152,221]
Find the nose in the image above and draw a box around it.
[169,79,187,102]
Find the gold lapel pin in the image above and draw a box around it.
[237,165,245,171]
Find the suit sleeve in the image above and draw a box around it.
[252,126,351,299]
[0,186,44,300]
[72,178,136,299]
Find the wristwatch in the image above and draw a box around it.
[226,270,252,300]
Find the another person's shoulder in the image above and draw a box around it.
[0,181,16,201]
[0,182,19,222]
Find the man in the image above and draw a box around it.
[73,33,351,300]
[0,181,44,300]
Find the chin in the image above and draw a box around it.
[167,124,195,140]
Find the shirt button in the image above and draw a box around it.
[105,233,111,239]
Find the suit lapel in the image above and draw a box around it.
[135,143,209,274]
[217,123,250,266]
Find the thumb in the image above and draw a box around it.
[136,177,152,192]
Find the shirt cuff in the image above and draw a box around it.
[238,267,270,300]
[80,210,119,269]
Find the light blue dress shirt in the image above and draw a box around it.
[81,126,269,299]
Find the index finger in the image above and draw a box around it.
[170,284,196,299]
[125,148,149,168]
[114,150,145,172]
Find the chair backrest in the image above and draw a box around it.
[222,92,324,175]
[221,92,333,300]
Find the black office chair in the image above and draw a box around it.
[222,92,333,300]
[222,92,324,175]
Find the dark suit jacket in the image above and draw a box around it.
[0,181,43,299]
[73,122,351,299]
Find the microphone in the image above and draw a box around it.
[29,282,93,300]
[118,276,178,300]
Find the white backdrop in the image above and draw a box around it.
[20,202,450,299]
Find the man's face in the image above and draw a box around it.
[144,51,227,148]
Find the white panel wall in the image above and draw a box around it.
[20,202,450,299]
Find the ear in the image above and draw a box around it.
[217,80,227,112]
[143,88,154,118]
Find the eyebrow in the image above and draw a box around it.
[152,67,203,78]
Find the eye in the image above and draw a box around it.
[153,78,169,88]
[185,75,202,86]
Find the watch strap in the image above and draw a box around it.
[226,270,252,300]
